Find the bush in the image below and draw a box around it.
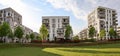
[0,40,3,43]
[31,40,42,43]
[81,38,96,42]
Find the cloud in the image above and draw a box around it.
[46,0,87,21]
[0,0,42,33]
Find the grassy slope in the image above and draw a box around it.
[0,43,120,56]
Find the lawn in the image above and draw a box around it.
[0,43,120,56]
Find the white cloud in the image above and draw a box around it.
[0,0,41,33]
[46,0,87,21]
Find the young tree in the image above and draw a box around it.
[39,24,48,41]
[14,26,24,42]
[8,29,14,38]
[89,25,96,38]
[25,34,30,39]
[30,33,35,40]
[0,22,11,42]
[65,24,72,40]
[73,35,79,41]
[109,27,117,39]
[100,29,106,40]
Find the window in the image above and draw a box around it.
[4,14,6,17]
[8,13,10,16]
[0,10,3,13]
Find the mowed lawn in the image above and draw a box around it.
[0,43,120,56]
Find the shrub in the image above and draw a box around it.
[31,40,42,43]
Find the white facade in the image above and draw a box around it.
[42,16,72,41]
[78,28,89,40]
[21,25,33,37]
[0,7,22,31]
[0,7,33,43]
[88,6,118,40]
[117,27,120,37]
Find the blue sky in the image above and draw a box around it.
[0,0,120,35]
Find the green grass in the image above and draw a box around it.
[0,43,120,56]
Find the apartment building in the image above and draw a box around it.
[0,7,22,31]
[78,28,88,40]
[42,16,73,41]
[22,25,33,37]
[88,6,118,40]
[0,7,33,43]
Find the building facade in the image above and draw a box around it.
[117,26,120,38]
[78,28,88,40]
[42,16,72,41]
[0,7,22,31]
[0,7,33,43]
[88,6,118,40]
[22,25,33,37]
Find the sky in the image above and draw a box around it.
[0,0,120,35]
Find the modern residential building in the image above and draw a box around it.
[78,28,89,40]
[88,6,118,40]
[0,7,22,31]
[22,25,33,36]
[0,7,33,43]
[42,16,73,41]
[33,32,39,40]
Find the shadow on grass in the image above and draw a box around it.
[57,49,120,54]
[0,47,60,56]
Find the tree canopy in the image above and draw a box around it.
[65,24,72,40]
[0,22,11,37]
[100,29,106,40]
[30,33,35,40]
[89,25,96,38]
[8,29,14,38]
[109,27,117,39]
[14,26,24,39]
[39,24,48,40]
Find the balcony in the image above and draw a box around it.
[113,16,117,19]
[112,12,117,15]
[98,8,105,11]
[42,19,49,23]
[112,10,117,15]
[113,22,118,25]
[57,28,64,34]
[98,14,105,19]
[114,20,118,22]
[62,19,69,24]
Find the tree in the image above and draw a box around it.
[30,33,35,40]
[100,29,106,40]
[65,24,72,40]
[73,35,79,41]
[0,22,11,37]
[14,26,24,39]
[0,22,11,42]
[89,25,96,38]
[8,29,14,39]
[39,24,48,41]
[109,27,117,39]
[36,36,42,40]
[25,34,30,39]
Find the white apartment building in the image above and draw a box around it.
[0,7,33,43]
[22,25,33,37]
[78,28,89,40]
[0,7,22,31]
[88,6,118,40]
[42,16,73,41]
